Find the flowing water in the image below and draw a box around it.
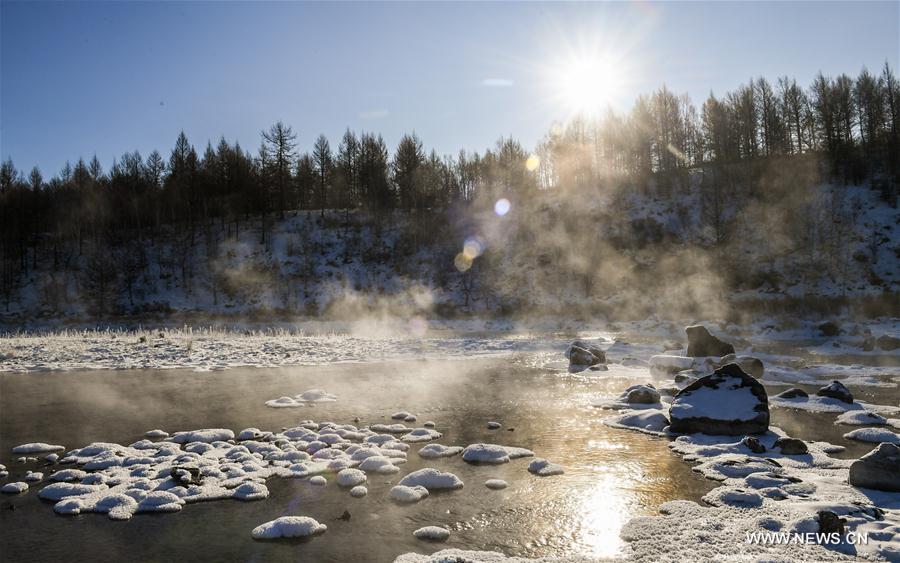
[0,354,894,562]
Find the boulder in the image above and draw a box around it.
[818,321,841,337]
[776,387,808,399]
[736,356,764,379]
[685,325,735,358]
[817,511,846,535]
[773,437,808,455]
[669,363,769,435]
[849,442,900,492]
[566,341,605,369]
[862,337,876,352]
[876,334,900,351]
[621,384,660,404]
[741,436,766,454]
[817,381,853,404]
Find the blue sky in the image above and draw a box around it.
[2,1,898,176]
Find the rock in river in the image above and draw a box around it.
[685,325,735,358]
[816,381,853,404]
[669,363,769,435]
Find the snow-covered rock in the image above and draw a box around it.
[835,411,887,426]
[461,443,534,464]
[418,444,463,459]
[251,516,326,539]
[485,479,508,490]
[527,459,564,476]
[349,485,367,497]
[816,381,853,404]
[669,364,769,435]
[336,468,367,487]
[11,443,65,454]
[390,485,429,503]
[398,468,463,490]
[1,482,28,494]
[849,442,900,491]
[844,428,900,444]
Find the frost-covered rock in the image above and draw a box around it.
[413,526,450,541]
[336,468,367,487]
[844,428,900,444]
[850,442,898,491]
[604,409,670,435]
[418,444,463,459]
[233,482,269,501]
[669,363,769,435]
[685,325,735,358]
[390,485,429,503]
[485,479,508,490]
[772,437,808,455]
[11,442,65,454]
[251,516,326,539]
[527,458,564,476]
[170,429,234,444]
[776,387,808,399]
[621,384,661,404]
[1,482,28,494]
[835,411,887,425]
[400,428,442,443]
[566,340,605,367]
[461,443,534,464]
[398,468,463,490]
[816,381,853,404]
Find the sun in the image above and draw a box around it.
[558,56,621,117]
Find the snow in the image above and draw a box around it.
[527,459,564,476]
[835,410,889,425]
[602,409,670,436]
[418,444,463,459]
[668,377,761,422]
[413,526,450,541]
[400,428,443,443]
[461,443,534,464]
[390,485,430,503]
[24,471,43,482]
[233,482,269,500]
[251,516,327,539]
[169,428,235,443]
[1,482,28,494]
[336,468,367,487]
[11,442,65,454]
[485,479,508,490]
[265,389,337,408]
[349,485,368,497]
[398,468,464,490]
[358,456,400,474]
[843,428,900,444]
[145,429,169,438]
[309,475,327,486]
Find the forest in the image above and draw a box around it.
[1,63,898,320]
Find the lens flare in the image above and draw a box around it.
[463,236,485,259]
[525,154,540,171]
[494,198,511,216]
[454,252,473,272]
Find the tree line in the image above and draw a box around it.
[0,62,897,312]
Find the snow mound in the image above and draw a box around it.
[843,428,900,444]
[1,482,28,494]
[390,485,430,503]
[24,471,43,482]
[170,429,234,443]
[413,526,450,541]
[461,443,534,464]
[265,389,337,407]
[309,475,327,486]
[400,428,443,443]
[527,459,564,476]
[233,482,269,501]
[603,409,670,436]
[336,468,367,487]
[349,485,368,497]
[418,444,463,459]
[358,456,400,474]
[398,468,464,490]
[835,411,888,426]
[11,443,65,454]
[251,516,326,539]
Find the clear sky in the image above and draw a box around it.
[2,1,898,176]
